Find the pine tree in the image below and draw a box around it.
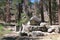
[40,0,44,22]
[5,0,11,23]
[49,0,52,25]
[58,0,60,25]
[52,0,58,24]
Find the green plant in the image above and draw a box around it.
[0,24,3,31]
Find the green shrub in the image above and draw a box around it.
[0,24,3,31]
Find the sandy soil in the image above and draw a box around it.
[40,33,60,40]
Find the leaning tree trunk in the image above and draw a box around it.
[5,0,11,23]
[49,0,52,25]
[40,0,45,22]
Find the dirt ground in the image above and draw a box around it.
[2,32,60,40]
[40,33,60,40]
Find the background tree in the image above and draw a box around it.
[5,0,11,23]
[51,0,58,24]
[49,0,52,25]
[40,0,44,22]
[58,0,60,25]
[0,0,6,21]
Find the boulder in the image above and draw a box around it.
[30,16,41,22]
[55,27,60,33]
[32,31,45,36]
[48,25,60,33]
[48,28,55,33]
[39,26,48,32]
[40,22,47,27]
[22,24,32,33]
[30,16,41,25]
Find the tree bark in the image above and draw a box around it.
[58,0,60,25]
[23,0,30,18]
[40,0,45,22]
[16,1,23,31]
[5,0,11,23]
[18,3,22,21]
[49,0,52,25]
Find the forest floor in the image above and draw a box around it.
[0,20,60,40]
[15,33,60,40]
[41,33,60,40]
[2,32,60,40]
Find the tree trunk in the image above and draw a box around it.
[5,0,11,23]
[33,2,38,16]
[58,0,60,25]
[16,1,23,31]
[23,0,29,18]
[18,3,22,21]
[40,0,44,22]
[49,0,52,25]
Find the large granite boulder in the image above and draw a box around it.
[28,22,48,32]
[21,24,32,33]
[30,16,41,25]
[40,22,47,27]
[39,22,48,32]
